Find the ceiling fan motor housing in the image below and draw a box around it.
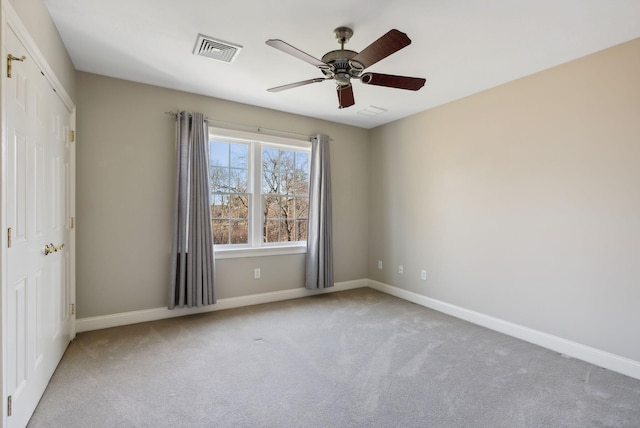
[321,50,364,85]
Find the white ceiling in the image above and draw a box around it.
[44,0,640,129]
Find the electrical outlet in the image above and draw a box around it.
[421,270,427,281]
[398,265,404,275]
[254,268,261,279]
[377,260,383,270]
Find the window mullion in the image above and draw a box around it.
[251,142,262,248]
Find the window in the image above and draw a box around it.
[262,147,309,243]
[210,142,250,245]
[209,129,310,257]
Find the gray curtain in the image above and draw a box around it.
[305,134,334,289]
[169,111,216,308]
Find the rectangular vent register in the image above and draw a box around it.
[193,34,242,63]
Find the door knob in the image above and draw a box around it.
[44,243,64,255]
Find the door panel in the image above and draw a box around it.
[5,25,73,427]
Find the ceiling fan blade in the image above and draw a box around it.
[266,39,328,69]
[337,85,355,109]
[361,73,426,91]
[267,78,328,92]
[351,29,412,70]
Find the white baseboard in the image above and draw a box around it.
[76,279,367,333]
[368,279,640,381]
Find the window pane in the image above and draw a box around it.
[210,167,229,193]
[230,220,248,244]
[230,195,249,219]
[230,143,248,169]
[211,194,229,219]
[295,219,308,241]
[262,174,277,194]
[282,172,294,195]
[281,196,294,218]
[229,168,247,192]
[263,147,279,165]
[280,219,294,242]
[260,147,310,244]
[211,143,229,167]
[263,220,280,243]
[296,152,308,173]
[295,152,309,194]
[210,140,252,246]
[262,171,278,194]
[295,197,309,219]
[262,195,275,219]
[262,148,279,193]
[280,150,294,172]
[261,196,309,243]
[212,219,230,245]
[280,153,294,196]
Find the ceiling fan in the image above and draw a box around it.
[265,27,426,109]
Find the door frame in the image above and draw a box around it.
[0,2,76,426]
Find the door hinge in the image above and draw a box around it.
[70,304,75,315]
[7,54,26,78]
[7,395,11,417]
[70,130,75,142]
[70,217,75,229]
[7,227,11,248]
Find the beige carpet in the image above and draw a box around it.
[28,288,640,427]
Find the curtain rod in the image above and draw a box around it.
[165,111,317,141]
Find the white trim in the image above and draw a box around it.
[76,279,367,333]
[209,126,311,147]
[215,244,306,259]
[368,280,640,381]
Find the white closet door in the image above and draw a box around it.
[5,25,73,428]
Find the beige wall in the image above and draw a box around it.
[369,38,640,361]
[75,72,369,318]
[8,0,76,101]
[15,0,640,363]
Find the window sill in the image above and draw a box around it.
[214,245,307,259]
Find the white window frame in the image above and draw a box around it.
[209,127,311,259]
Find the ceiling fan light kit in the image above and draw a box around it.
[266,27,426,109]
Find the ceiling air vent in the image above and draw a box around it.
[193,34,242,63]
[357,106,388,117]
